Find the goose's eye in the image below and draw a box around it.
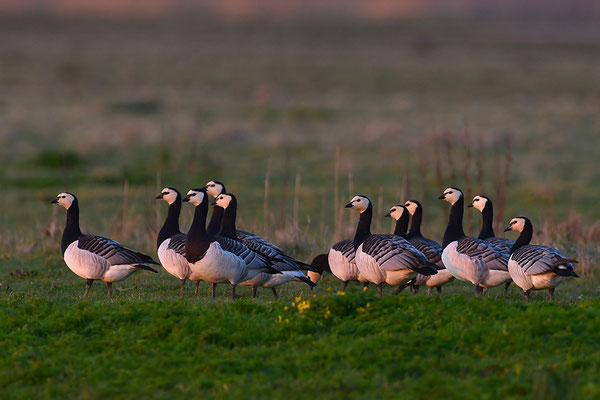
[391,208,396,212]
[474,199,479,202]
[356,199,361,202]
[448,191,453,194]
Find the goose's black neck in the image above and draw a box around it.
[61,201,82,255]
[442,195,466,249]
[477,201,496,240]
[510,219,533,254]
[353,202,373,251]
[393,212,409,238]
[157,198,182,249]
[219,198,238,240]
[185,195,212,263]
[406,205,423,239]
[206,206,224,235]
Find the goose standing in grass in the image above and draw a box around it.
[386,204,454,295]
[51,192,158,297]
[156,187,203,295]
[328,239,369,291]
[183,188,278,299]
[468,195,515,253]
[346,195,437,297]
[438,187,510,296]
[213,193,315,298]
[204,180,313,273]
[504,217,579,302]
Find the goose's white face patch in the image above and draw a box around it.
[471,196,487,212]
[441,188,462,205]
[347,195,370,213]
[160,187,178,205]
[388,206,405,221]
[404,201,418,215]
[507,217,526,232]
[215,194,233,209]
[54,192,75,209]
[205,181,224,197]
[186,190,205,206]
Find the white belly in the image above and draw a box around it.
[416,269,455,287]
[189,242,247,285]
[442,242,488,286]
[385,269,416,286]
[240,272,271,287]
[328,249,360,282]
[531,273,565,290]
[508,259,532,291]
[63,241,108,280]
[102,264,139,282]
[481,269,511,288]
[158,239,192,280]
[263,274,295,288]
[355,246,386,284]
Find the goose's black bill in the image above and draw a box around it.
[155,194,164,199]
[210,200,218,206]
[467,201,474,207]
[438,194,445,200]
[384,211,391,217]
[504,226,511,232]
[51,198,59,204]
[182,196,190,202]
[345,202,353,208]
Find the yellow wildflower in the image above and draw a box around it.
[336,291,346,296]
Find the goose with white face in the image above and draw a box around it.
[345,195,370,213]
[438,187,462,205]
[204,181,224,198]
[468,195,488,212]
[183,190,204,206]
[504,217,526,233]
[214,194,233,209]
[51,192,76,209]
[156,187,179,205]
[385,205,406,221]
[404,200,418,216]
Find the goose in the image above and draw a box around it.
[438,187,510,296]
[213,192,315,298]
[468,195,515,253]
[504,217,579,302]
[183,188,277,299]
[156,187,202,295]
[306,253,331,287]
[346,195,437,297]
[51,192,158,297]
[386,203,454,295]
[327,239,369,292]
[204,180,314,273]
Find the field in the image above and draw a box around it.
[1,15,600,399]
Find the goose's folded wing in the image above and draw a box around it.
[456,238,508,271]
[237,230,284,253]
[332,239,356,263]
[167,234,187,257]
[362,235,427,271]
[484,237,514,254]
[237,231,308,271]
[410,237,443,267]
[512,245,574,275]
[216,236,274,271]
[78,235,158,265]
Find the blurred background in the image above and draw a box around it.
[1,0,599,269]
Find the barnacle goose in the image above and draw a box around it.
[213,193,315,298]
[51,192,158,297]
[387,203,454,295]
[346,195,437,297]
[439,187,510,296]
[468,195,515,253]
[183,188,278,299]
[205,180,313,273]
[156,187,203,295]
[306,253,331,288]
[327,239,369,292]
[504,217,579,302]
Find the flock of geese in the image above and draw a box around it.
[50,182,579,302]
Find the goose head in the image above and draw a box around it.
[155,187,180,205]
[203,180,225,198]
[345,195,370,213]
[468,195,489,212]
[504,217,528,233]
[183,188,206,206]
[385,204,407,220]
[438,187,462,205]
[51,192,77,210]
[213,193,235,209]
[404,200,421,216]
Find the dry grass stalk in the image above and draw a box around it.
[433,135,448,220]
[293,170,301,229]
[462,124,473,233]
[263,165,271,236]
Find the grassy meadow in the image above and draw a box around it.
[1,15,600,399]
